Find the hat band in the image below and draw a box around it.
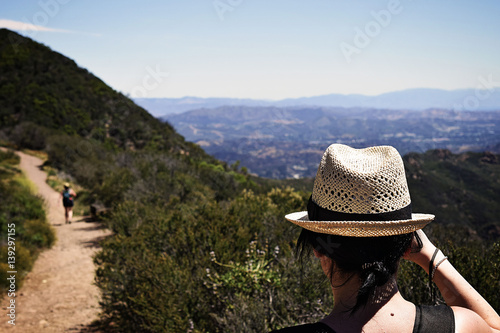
[307,196,412,222]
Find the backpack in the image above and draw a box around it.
[63,189,73,205]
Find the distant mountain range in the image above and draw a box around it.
[135,88,500,117]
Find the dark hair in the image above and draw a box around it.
[297,228,421,313]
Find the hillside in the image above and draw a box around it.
[0,29,206,158]
[405,149,500,239]
[165,106,500,178]
[0,27,253,218]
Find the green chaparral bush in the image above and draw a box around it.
[93,186,325,332]
[205,238,333,332]
[0,149,55,293]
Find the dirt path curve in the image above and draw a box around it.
[1,151,111,332]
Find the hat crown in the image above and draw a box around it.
[312,144,411,215]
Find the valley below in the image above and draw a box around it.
[165,106,500,178]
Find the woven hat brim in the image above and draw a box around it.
[285,212,434,237]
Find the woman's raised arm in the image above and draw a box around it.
[404,230,500,332]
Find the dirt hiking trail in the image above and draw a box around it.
[1,151,111,332]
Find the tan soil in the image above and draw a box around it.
[1,151,111,332]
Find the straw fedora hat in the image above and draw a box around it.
[285,144,434,237]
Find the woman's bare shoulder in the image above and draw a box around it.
[452,306,498,333]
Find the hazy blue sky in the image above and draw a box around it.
[2,0,500,100]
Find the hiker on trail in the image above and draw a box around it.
[272,144,500,333]
[61,182,76,224]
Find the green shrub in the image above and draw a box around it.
[206,240,282,296]
[0,243,33,290]
[0,149,20,165]
[95,210,198,332]
[0,151,54,294]
[94,189,329,332]
[21,219,56,251]
[7,122,52,150]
